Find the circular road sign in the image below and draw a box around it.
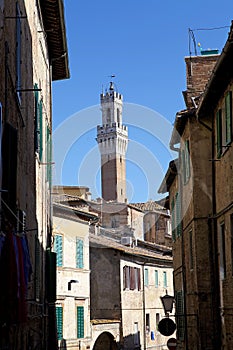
[167,337,177,350]
[157,318,176,337]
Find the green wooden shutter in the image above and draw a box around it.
[216,109,222,158]
[56,306,63,340]
[76,238,84,268]
[155,270,158,287]
[144,268,149,286]
[77,306,84,338]
[225,91,232,145]
[54,235,63,267]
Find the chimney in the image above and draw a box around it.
[183,51,219,109]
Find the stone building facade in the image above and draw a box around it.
[0,1,69,349]
[197,22,233,350]
[159,22,233,350]
[90,233,174,350]
[53,202,99,350]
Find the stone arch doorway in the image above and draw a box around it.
[93,332,117,350]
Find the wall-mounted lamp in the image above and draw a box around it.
[68,279,79,291]
[160,290,174,316]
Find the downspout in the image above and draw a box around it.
[178,151,188,350]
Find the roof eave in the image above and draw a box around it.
[40,0,70,81]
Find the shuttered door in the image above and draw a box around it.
[56,306,63,340]
[77,306,84,338]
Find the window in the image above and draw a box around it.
[181,140,190,184]
[56,306,63,340]
[123,266,141,291]
[175,291,185,341]
[216,93,232,158]
[77,306,84,338]
[46,124,52,186]
[163,271,167,288]
[123,266,130,289]
[146,313,150,334]
[171,192,182,241]
[34,84,43,161]
[189,229,194,270]
[111,214,119,228]
[16,2,21,102]
[225,91,232,145]
[134,322,139,345]
[135,267,141,291]
[144,268,149,287]
[155,270,158,287]
[216,109,222,158]
[54,235,63,267]
[76,238,84,269]
[219,222,226,280]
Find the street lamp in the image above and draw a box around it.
[160,291,174,316]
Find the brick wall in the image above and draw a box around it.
[184,55,219,108]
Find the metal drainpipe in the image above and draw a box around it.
[178,158,188,350]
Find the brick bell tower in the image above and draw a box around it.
[97,81,128,202]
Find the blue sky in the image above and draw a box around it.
[52,0,232,203]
